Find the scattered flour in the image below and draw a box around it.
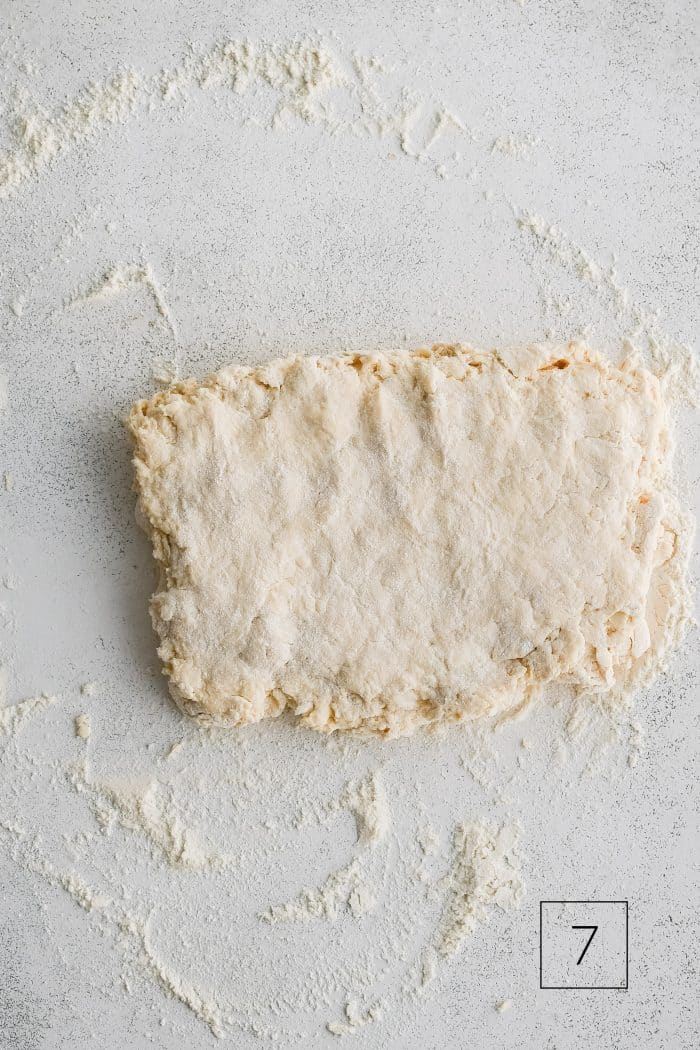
[431,821,522,960]
[287,771,389,843]
[151,357,180,385]
[461,726,501,791]
[0,815,230,1036]
[492,133,540,159]
[67,758,238,872]
[260,772,389,923]
[0,38,471,200]
[0,71,141,197]
[0,692,56,736]
[70,262,179,341]
[0,26,695,1050]
[261,856,375,924]
[52,867,112,913]
[517,210,699,403]
[342,772,390,847]
[627,720,646,768]
[0,692,678,1043]
[416,824,441,882]
[0,823,110,915]
[327,999,383,1037]
[417,825,440,857]
[140,917,229,1038]
[75,713,91,740]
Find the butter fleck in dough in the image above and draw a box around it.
[128,343,689,736]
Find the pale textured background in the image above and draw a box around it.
[0,1,698,1048]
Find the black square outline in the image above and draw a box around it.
[539,900,629,990]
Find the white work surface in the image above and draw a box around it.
[1,2,698,1048]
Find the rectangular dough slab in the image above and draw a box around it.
[128,343,687,736]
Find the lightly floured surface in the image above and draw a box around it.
[128,342,690,736]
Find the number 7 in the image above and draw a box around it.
[571,924,598,965]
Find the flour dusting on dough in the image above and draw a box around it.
[129,342,691,736]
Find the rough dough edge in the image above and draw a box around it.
[127,341,694,735]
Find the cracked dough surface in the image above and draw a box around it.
[128,343,688,735]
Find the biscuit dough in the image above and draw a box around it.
[128,343,688,735]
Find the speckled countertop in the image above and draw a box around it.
[0,2,698,1048]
